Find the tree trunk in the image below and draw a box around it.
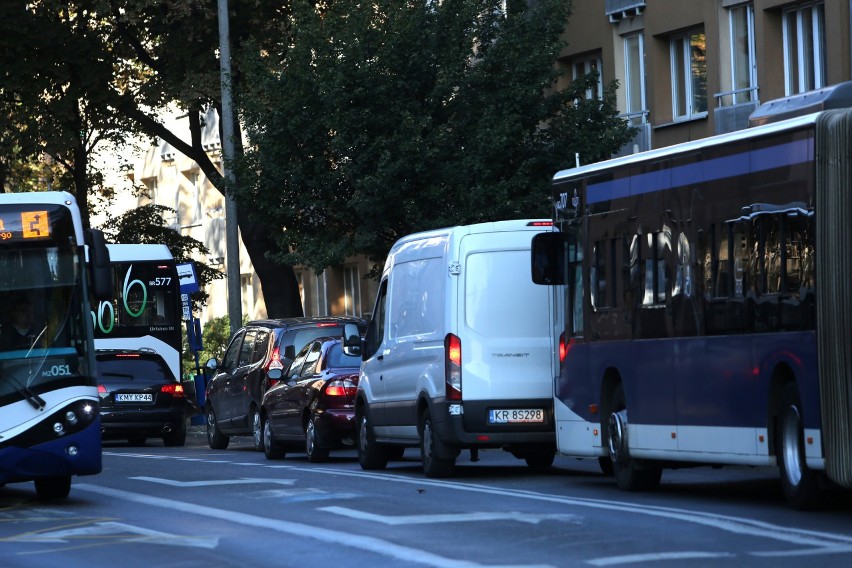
[236,205,304,318]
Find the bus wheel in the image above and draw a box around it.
[357,408,388,470]
[778,383,824,510]
[608,384,661,491]
[35,476,71,500]
[421,409,455,478]
[207,407,230,450]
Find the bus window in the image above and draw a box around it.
[715,226,730,297]
[567,227,584,337]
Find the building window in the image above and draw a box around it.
[783,2,825,95]
[572,53,603,100]
[670,30,707,120]
[727,2,756,105]
[343,265,361,316]
[313,271,327,316]
[623,33,646,125]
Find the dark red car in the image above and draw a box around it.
[260,337,361,462]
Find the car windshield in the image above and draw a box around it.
[327,343,361,369]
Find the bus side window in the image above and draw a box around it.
[715,226,730,297]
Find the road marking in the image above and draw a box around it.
[130,476,296,487]
[320,506,579,526]
[587,552,734,566]
[74,484,550,568]
[107,452,852,558]
[6,520,218,550]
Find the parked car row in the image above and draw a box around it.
[204,220,560,479]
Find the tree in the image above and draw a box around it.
[0,1,305,317]
[235,0,635,275]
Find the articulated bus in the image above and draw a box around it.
[93,244,182,383]
[532,83,852,509]
[0,191,111,499]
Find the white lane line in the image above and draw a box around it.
[320,506,580,525]
[7,521,219,549]
[587,552,734,566]
[130,476,296,487]
[73,484,549,568]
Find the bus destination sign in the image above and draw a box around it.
[0,210,51,241]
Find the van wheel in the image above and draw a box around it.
[207,407,230,450]
[421,409,455,478]
[778,383,824,510]
[306,415,330,463]
[251,407,263,451]
[358,409,388,470]
[263,415,285,460]
[35,476,71,500]
[608,384,661,491]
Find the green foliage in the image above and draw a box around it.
[181,314,247,375]
[98,200,225,307]
[235,0,635,276]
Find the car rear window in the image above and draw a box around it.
[327,343,360,369]
[288,327,344,353]
[97,358,173,386]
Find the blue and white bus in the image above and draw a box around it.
[93,244,182,382]
[532,84,852,509]
[0,191,112,499]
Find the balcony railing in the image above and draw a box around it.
[614,110,651,157]
[713,87,760,134]
[606,0,645,22]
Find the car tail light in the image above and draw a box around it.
[266,346,284,387]
[161,383,185,397]
[445,333,461,401]
[97,384,107,396]
[559,332,567,363]
[325,378,358,397]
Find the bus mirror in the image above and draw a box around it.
[86,229,113,301]
[531,232,566,285]
[342,323,362,357]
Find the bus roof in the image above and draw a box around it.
[553,111,821,185]
[106,243,173,262]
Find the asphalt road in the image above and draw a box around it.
[2,427,852,567]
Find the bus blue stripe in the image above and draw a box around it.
[587,139,812,204]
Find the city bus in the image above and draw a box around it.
[531,84,852,509]
[93,244,182,383]
[0,191,112,499]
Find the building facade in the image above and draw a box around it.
[560,0,850,155]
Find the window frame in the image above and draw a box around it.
[782,2,826,95]
[727,2,757,105]
[670,29,708,121]
[623,32,647,125]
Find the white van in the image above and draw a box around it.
[343,219,559,477]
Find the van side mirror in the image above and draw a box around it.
[531,232,566,285]
[341,322,362,357]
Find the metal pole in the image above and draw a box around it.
[217,0,243,337]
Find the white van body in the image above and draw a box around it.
[352,219,559,476]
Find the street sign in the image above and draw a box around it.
[176,262,200,293]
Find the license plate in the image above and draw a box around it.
[115,393,152,403]
[488,408,544,424]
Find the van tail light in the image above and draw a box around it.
[161,384,185,397]
[445,334,462,401]
[559,332,567,363]
[266,346,284,388]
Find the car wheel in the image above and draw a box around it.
[34,476,71,500]
[357,408,388,470]
[306,415,330,463]
[206,407,230,450]
[163,421,187,447]
[421,409,455,478]
[608,384,661,491]
[778,382,825,510]
[251,406,263,452]
[263,414,285,460]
